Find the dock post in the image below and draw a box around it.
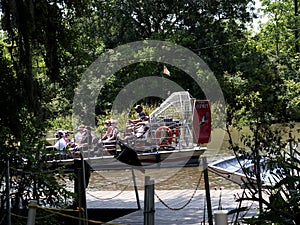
[27,200,37,225]
[203,157,213,225]
[144,176,155,225]
[6,158,11,225]
[74,158,87,225]
[131,168,141,209]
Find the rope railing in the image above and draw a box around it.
[37,205,126,225]
[0,214,6,224]
[11,211,55,220]
[87,172,134,189]
[86,178,132,200]
[154,171,203,211]
[10,207,83,221]
[10,203,126,225]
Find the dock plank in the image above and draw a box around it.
[86,189,261,224]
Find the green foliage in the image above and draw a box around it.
[0,1,93,219]
[47,115,73,132]
[1,0,300,223]
[243,145,300,225]
[223,0,300,221]
[0,115,74,225]
[259,0,299,57]
[0,43,23,137]
[89,0,253,111]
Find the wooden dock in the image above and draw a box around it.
[86,189,261,224]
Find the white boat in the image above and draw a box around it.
[47,91,212,170]
[208,155,282,187]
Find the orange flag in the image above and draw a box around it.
[163,65,170,76]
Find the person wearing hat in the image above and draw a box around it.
[74,125,85,144]
[102,120,114,140]
[80,126,93,146]
[126,105,149,140]
[128,105,148,124]
[104,119,119,142]
[95,119,119,153]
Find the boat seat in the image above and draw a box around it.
[223,165,241,173]
[103,141,117,155]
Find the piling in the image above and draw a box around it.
[27,200,38,225]
[144,176,155,225]
[203,157,213,225]
[6,159,11,225]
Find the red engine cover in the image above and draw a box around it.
[192,100,211,144]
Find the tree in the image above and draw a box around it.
[84,0,255,110]
[259,0,299,56]
[223,2,300,220]
[0,1,93,223]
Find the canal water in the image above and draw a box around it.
[60,124,300,192]
[87,140,241,191]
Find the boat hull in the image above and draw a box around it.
[88,147,206,170]
[208,155,280,187]
[47,147,206,171]
[208,155,259,187]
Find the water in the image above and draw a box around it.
[87,146,241,191]
[87,167,240,191]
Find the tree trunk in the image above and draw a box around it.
[295,0,299,53]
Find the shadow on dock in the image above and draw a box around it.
[61,208,139,224]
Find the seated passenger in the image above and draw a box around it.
[69,126,94,158]
[63,130,71,144]
[102,120,114,140]
[79,126,93,147]
[125,116,150,140]
[102,119,119,145]
[52,131,69,158]
[54,131,67,150]
[128,105,147,124]
[95,119,119,153]
[74,125,86,144]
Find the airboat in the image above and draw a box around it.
[47,91,212,170]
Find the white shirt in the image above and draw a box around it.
[135,121,150,138]
[54,138,67,150]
